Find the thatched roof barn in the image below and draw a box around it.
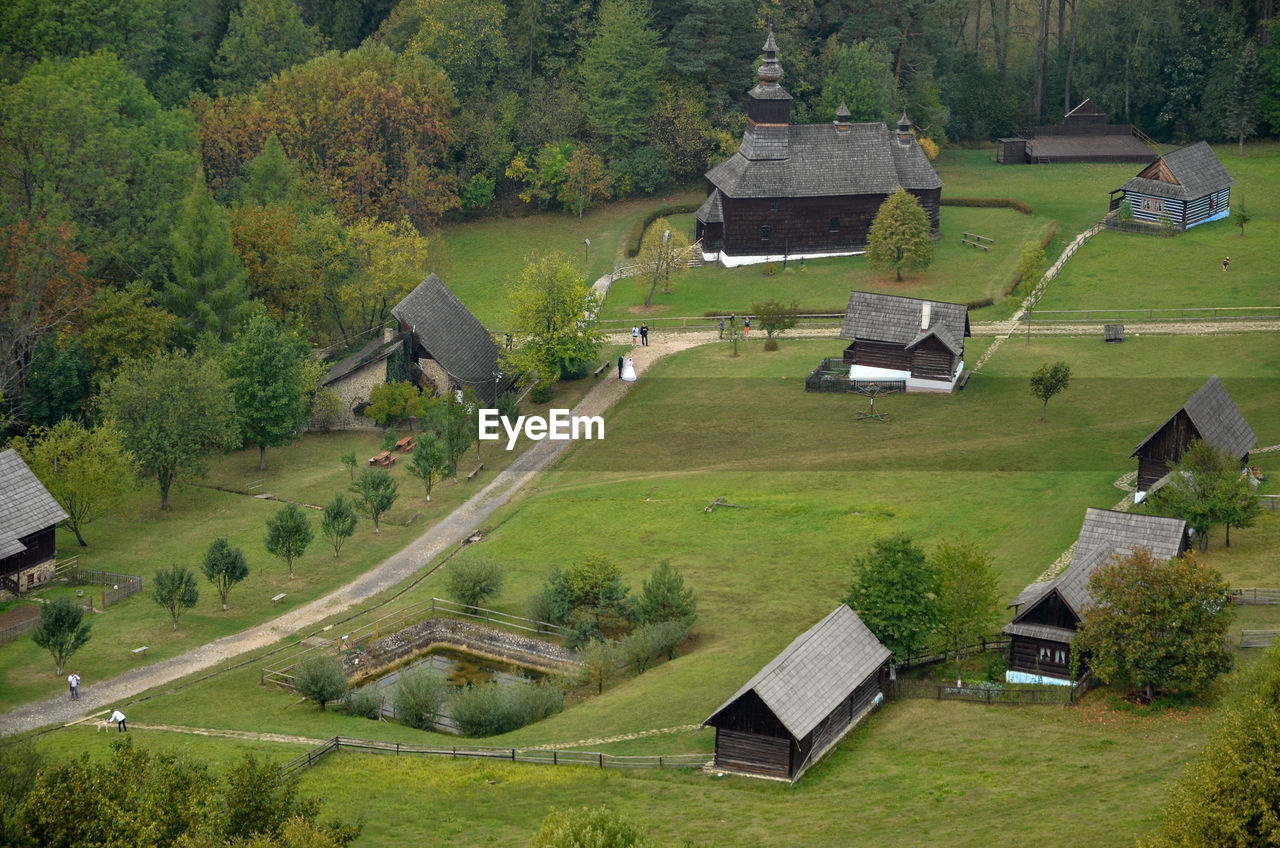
[703,604,890,782]
[1131,376,1256,492]
[1003,509,1188,684]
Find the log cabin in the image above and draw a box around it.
[1131,376,1256,493]
[703,604,890,782]
[695,32,941,265]
[1108,141,1233,229]
[391,273,516,405]
[839,291,970,392]
[0,448,69,598]
[1003,509,1188,685]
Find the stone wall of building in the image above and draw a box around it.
[322,360,387,430]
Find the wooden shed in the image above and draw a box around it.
[1003,509,1188,684]
[703,604,890,782]
[696,33,941,264]
[839,291,970,392]
[0,448,69,598]
[997,99,1153,165]
[391,273,516,405]
[1108,141,1233,229]
[1131,375,1256,492]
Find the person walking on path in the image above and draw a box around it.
[632,326,639,342]
[111,709,127,732]
[617,355,624,378]
[68,673,79,700]
[1223,256,1230,271]
[640,323,648,346]
[743,316,751,336]
[718,318,725,339]
[729,313,736,330]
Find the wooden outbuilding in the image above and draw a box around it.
[703,604,890,782]
[1003,509,1188,684]
[839,291,970,392]
[1108,141,1233,229]
[1131,375,1256,492]
[997,99,1154,165]
[696,33,941,264]
[0,448,69,598]
[391,273,516,405]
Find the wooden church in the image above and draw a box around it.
[695,33,942,264]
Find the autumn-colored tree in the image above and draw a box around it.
[1074,549,1233,700]
[638,219,690,306]
[647,83,717,182]
[364,381,427,428]
[0,217,91,407]
[501,253,603,390]
[560,147,611,220]
[336,218,446,342]
[194,45,459,228]
[865,188,935,282]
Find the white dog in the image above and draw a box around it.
[94,718,112,732]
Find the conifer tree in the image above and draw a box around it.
[865,188,935,282]
[579,0,667,158]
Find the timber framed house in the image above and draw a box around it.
[839,291,970,392]
[1108,141,1233,229]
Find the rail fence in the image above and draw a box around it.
[598,313,846,334]
[278,735,708,780]
[0,611,44,644]
[1262,495,1280,512]
[68,567,145,608]
[892,635,1011,672]
[1023,305,1280,324]
[261,598,573,689]
[889,678,1083,705]
[804,358,905,394]
[1240,630,1280,648]
[1231,588,1280,605]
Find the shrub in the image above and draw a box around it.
[444,557,505,612]
[450,683,564,737]
[342,687,382,719]
[1117,199,1134,222]
[293,654,348,710]
[392,667,448,730]
[761,262,777,277]
[528,806,655,848]
[496,391,520,424]
[622,620,689,672]
[625,202,700,257]
[530,384,553,404]
[381,428,399,452]
[940,196,1033,215]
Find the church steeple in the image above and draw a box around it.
[742,31,791,161]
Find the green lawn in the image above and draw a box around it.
[1034,142,1280,312]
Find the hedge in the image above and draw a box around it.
[625,202,701,257]
[941,196,1034,215]
[1003,221,1061,298]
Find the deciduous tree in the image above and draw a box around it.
[80,283,178,379]
[931,537,1000,681]
[561,147,611,220]
[225,313,311,470]
[444,557,505,612]
[406,433,447,500]
[320,493,358,557]
[364,380,427,428]
[152,564,200,631]
[639,218,690,306]
[865,188,935,282]
[1074,549,1232,699]
[381,0,510,97]
[1029,360,1071,422]
[20,333,91,427]
[350,468,398,532]
[15,420,137,547]
[201,538,250,611]
[1150,439,1260,551]
[844,534,937,660]
[265,502,313,578]
[100,351,237,510]
[750,300,799,351]
[501,253,603,390]
[293,654,348,710]
[335,218,445,343]
[31,598,91,675]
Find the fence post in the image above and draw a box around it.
[553,751,557,765]
[511,749,516,761]
[599,753,605,768]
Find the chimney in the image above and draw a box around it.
[920,303,932,331]
[383,325,394,343]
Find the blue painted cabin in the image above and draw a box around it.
[1108,141,1233,229]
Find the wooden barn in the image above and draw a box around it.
[1003,509,1188,684]
[391,273,515,405]
[839,291,970,392]
[1131,375,1256,493]
[1108,142,1233,229]
[703,604,890,783]
[695,33,941,265]
[997,99,1154,165]
[0,448,69,598]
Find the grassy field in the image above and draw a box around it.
[1035,142,1280,312]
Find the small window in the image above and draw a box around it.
[829,217,840,233]
[770,201,778,212]
[1155,200,1163,212]
[760,225,771,241]
[1141,198,1151,210]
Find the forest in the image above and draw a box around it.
[2,0,1279,432]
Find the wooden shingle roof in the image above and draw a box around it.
[391,273,500,385]
[695,188,724,224]
[707,121,942,198]
[1131,375,1257,460]
[703,604,890,740]
[839,291,970,356]
[1008,508,1187,618]
[1115,141,1233,201]
[322,335,404,387]
[0,449,68,556]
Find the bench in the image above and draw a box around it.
[368,452,396,467]
[466,462,484,482]
[395,435,415,450]
[131,646,149,657]
[272,593,287,605]
[402,440,415,453]
[956,370,971,390]
[960,238,989,251]
[593,361,609,378]
[962,231,994,244]
[1240,629,1280,648]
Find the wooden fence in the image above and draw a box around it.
[1262,495,1280,512]
[68,567,144,608]
[1231,588,1280,605]
[889,678,1080,705]
[1240,630,1280,648]
[804,358,905,394]
[598,313,846,334]
[278,736,708,780]
[1024,305,1280,324]
[892,635,1011,672]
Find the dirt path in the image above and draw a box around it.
[0,337,697,738]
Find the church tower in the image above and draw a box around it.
[740,31,791,161]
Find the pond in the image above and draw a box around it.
[358,647,548,730]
